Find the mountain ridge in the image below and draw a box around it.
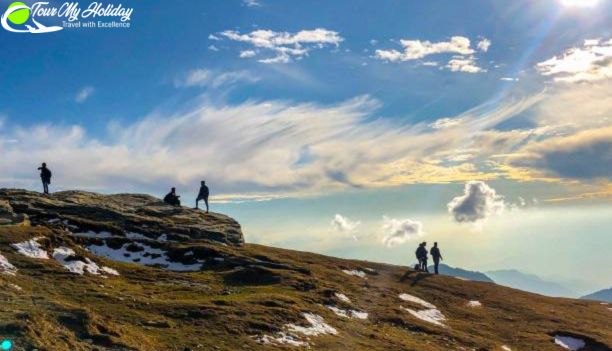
[0,189,610,350]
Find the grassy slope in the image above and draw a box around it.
[0,225,610,351]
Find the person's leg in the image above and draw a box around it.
[424,259,429,272]
[43,182,48,194]
[204,198,209,213]
[434,259,439,274]
[195,197,199,209]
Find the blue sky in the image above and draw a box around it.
[0,0,611,293]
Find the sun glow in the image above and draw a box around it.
[559,0,600,7]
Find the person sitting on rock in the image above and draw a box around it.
[163,187,181,206]
[195,180,209,213]
[37,162,52,195]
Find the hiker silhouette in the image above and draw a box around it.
[195,180,209,213]
[415,242,428,272]
[163,187,181,206]
[37,162,52,195]
[430,242,443,275]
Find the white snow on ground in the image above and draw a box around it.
[398,293,436,309]
[53,247,102,275]
[0,253,17,275]
[400,306,446,327]
[125,232,152,240]
[73,231,115,239]
[158,234,169,242]
[287,313,338,336]
[100,266,120,276]
[467,300,482,307]
[255,313,337,347]
[335,292,351,303]
[87,242,202,271]
[11,238,48,259]
[256,333,307,347]
[9,283,22,291]
[553,335,586,350]
[326,305,368,320]
[342,269,366,278]
[501,346,512,351]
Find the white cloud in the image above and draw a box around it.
[375,36,489,73]
[0,92,545,199]
[243,0,261,7]
[208,34,221,41]
[382,216,424,248]
[240,50,257,58]
[208,45,219,52]
[429,117,464,129]
[477,38,491,52]
[536,38,612,83]
[75,86,94,103]
[446,56,485,73]
[176,69,259,88]
[500,77,519,81]
[447,181,505,224]
[217,28,343,63]
[331,214,360,238]
[422,61,439,66]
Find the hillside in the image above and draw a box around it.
[427,264,494,283]
[0,189,610,351]
[486,269,578,298]
[582,288,612,303]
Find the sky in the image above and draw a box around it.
[0,0,610,294]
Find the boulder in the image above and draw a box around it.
[0,189,243,245]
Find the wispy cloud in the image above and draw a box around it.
[75,86,94,103]
[243,0,261,7]
[175,69,259,88]
[216,28,343,63]
[374,36,490,73]
[331,214,360,240]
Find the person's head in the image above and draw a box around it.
[423,241,427,246]
[42,162,46,167]
[171,187,176,193]
[434,242,438,247]
[201,180,206,185]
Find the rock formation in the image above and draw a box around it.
[0,188,243,245]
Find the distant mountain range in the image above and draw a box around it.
[581,288,612,302]
[486,269,577,298]
[427,264,494,283]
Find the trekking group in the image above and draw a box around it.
[415,241,443,274]
[37,162,210,213]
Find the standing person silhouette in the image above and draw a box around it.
[195,180,209,213]
[420,242,429,272]
[37,162,52,195]
[430,242,443,275]
[415,243,427,272]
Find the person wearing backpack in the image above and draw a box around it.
[37,162,52,195]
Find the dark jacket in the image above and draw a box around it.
[430,247,442,260]
[416,246,427,260]
[198,185,209,199]
[38,167,52,183]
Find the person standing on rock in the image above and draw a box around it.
[415,243,427,272]
[37,162,52,195]
[420,242,429,272]
[195,180,209,213]
[163,187,181,206]
[430,242,443,275]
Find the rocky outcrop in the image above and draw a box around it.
[0,188,243,245]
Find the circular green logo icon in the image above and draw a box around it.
[7,2,30,25]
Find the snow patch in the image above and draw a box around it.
[501,346,512,351]
[100,266,120,276]
[342,269,366,278]
[53,247,102,275]
[11,238,48,259]
[467,300,482,307]
[400,306,446,327]
[335,292,351,303]
[87,242,201,272]
[326,305,368,320]
[255,313,337,348]
[287,313,338,336]
[553,335,585,350]
[0,253,17,275]
[9,283,22,291]
[398,293,436,309]
[73,231,115,239]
